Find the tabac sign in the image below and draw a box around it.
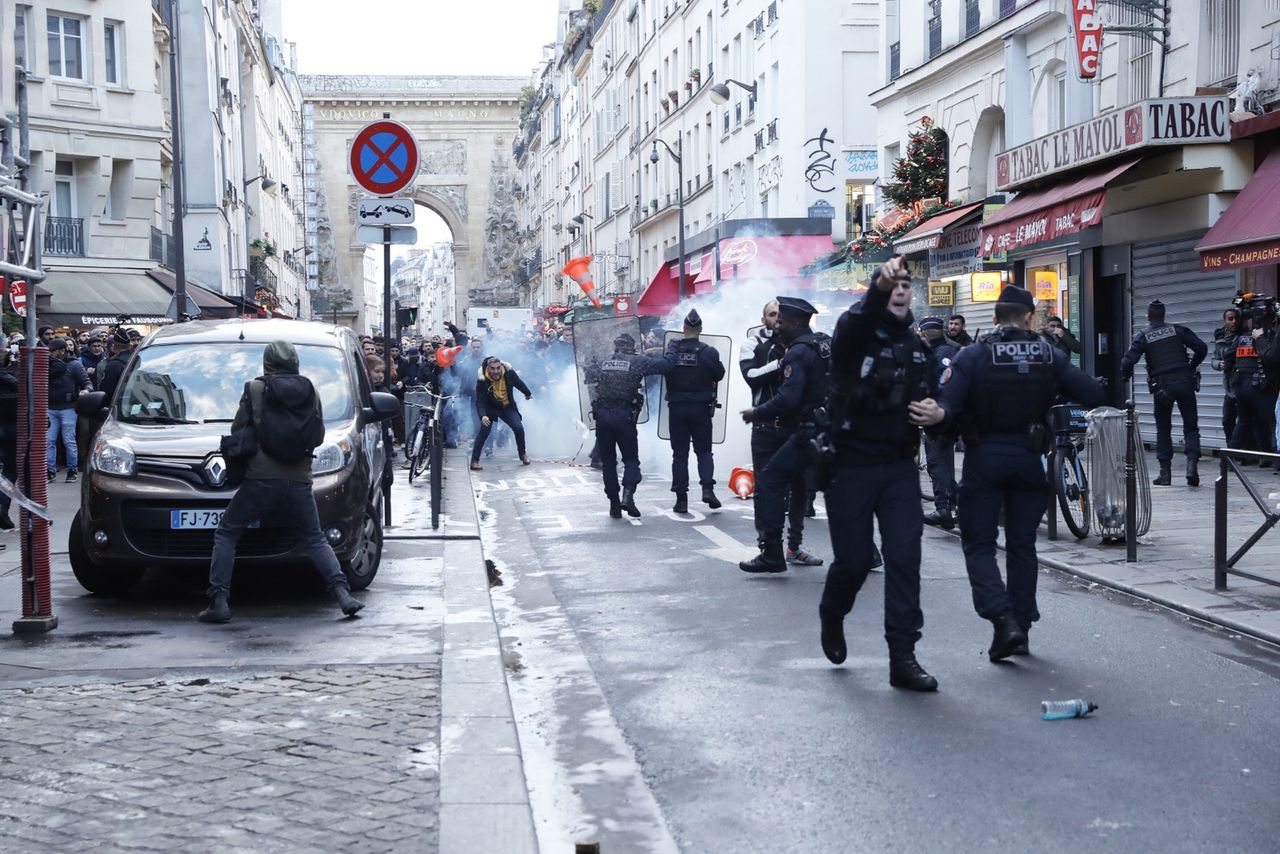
[996,96,1230,191]
[1070,0,1103,80]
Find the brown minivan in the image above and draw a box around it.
[70,319,399,594]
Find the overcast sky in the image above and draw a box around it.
[281,0,561,77]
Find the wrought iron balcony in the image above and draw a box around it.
[767,119,778,143]
[45,217,84,257]
[889,41,901,81]
[754,130,765,152]
[928,11,942,59]
[999,0,1017,18]
[965,0,981,38]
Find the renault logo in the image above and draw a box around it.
[204,455,228,487]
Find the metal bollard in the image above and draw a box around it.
[1214,452,1228,590]
[1125,399,1137,563]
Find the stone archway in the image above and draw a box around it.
[301,75,525,331]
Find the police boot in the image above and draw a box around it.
[609,496,623,519]
[889,651,938,692]
[198,591,231,624]
[739,542,786,574]
[1186,456,1200,487]
[620,487,641,518]
[820,611,846,664]
[1011,626,1030,657]
[332,584,365,617]
[1153,463,1172,486]
[923,510,955,530]
[701,485,721,509]
[673,492,688,513]
[988,611,1028,662]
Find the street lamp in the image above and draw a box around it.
[708,78,757,106]
[244,175,278,194]
[650,138,686,301]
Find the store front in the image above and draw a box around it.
[39,268,178,332]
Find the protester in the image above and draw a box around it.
[470,355,533,470]
[46,338,91,483]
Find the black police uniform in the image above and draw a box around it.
[585,337,668,514]
[1223,327,1280,455]
[663,324,725,500]
[740,302,829,571]
[817,276,933,685]
[740,325,810,553]
[1120,307,1207,480]
[921,324,959,523]
[939,303,1104,656]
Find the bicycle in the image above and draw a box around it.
[1048,403,1091,538]
[404,385,450,528]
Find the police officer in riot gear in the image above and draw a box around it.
[739,297,830,573]
[585,333,668,518]
[916,285,1104,661]
[1222,295,1280,459]
[663,309,726,513]
[817,258,936,690]
[918,317,959,529]
[1120,299,1208,486]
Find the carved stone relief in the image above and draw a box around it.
[482,149,519,282]
[420,140,467,175]
[431,185,469,224]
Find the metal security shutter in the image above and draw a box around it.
[1130,232,1239,450]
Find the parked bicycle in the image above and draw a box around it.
[404,385,450,529]
[1048,403,1091,538]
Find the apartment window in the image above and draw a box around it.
[889,41,901,81]
[104,21,124,86]
[105,159,133,219]
[53,160,77,219]
[1204,0,1239,88]
[1053,73,1066,130]
[999,0,1017,18]
[14,7,31,71]
[965,0,980,39]
[1114,3,1152,103]
[47,13,85,80]
[927,0,942,59]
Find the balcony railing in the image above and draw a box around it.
[722,112,730,135]
[767,2,777,25]
[928,15,942,59]
[45,217,84,257]
[889,41,901,81]
[767,119,778,143]
[754,130,765,152]
[999,0,1017,18]
[735,102,742,125]
[965,0,980,38]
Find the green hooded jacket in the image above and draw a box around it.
[230,340,321,483]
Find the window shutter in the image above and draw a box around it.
[610,160,623,209]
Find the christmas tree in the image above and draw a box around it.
[881,115,949,209]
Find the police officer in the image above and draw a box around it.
[918,317,958,529]
[816,257,936,691]
[585,333,668,518]
[1120,300,1208,486]
[663,309,725,513]
[1222,302,1280,459]
[740,300,823,566]
[915,285,1104,661]
[739,297,830,573]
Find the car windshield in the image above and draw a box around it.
[115,342,354,426]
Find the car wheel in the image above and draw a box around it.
[68,511,143,595]
[340,503,382,591]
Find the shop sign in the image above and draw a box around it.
[928,281,954,307]
[971,272,1003,303]
[814,266,871,294]
[982,200,1008,263]
[1199,238,1280,272]
[982,189,1105,255]
[614,295,633,315]
[1070,0,1102,80]
[929,221,983,278]
[995,96,1229,191]
[1034,270,1059,301]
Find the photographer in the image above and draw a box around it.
[1213,308,1241,441]
[1223,294,1280,462]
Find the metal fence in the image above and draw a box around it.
[1214,449,1280,590]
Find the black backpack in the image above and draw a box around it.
[254,374,325,462]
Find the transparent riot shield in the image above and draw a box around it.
[572,315,649,430]
[657,331,733,444]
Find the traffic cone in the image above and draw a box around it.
[435,345,463,367]
[729,467,754,499]
[561,255,601,308]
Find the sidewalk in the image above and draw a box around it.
[922,448,1280,647]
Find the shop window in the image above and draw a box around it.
[845,182,868,243]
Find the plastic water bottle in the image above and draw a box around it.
[1040,699,1098,720]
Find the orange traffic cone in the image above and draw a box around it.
[561,255,601,308]
[435,345,463,367]
[729,467,754,499]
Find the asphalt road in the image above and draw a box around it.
[479,456,1280,854]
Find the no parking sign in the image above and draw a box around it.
[348,120,419,196]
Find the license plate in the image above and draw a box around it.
[169,509,259,530]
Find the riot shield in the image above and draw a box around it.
[657,331,733,444]
[572,315,649,430]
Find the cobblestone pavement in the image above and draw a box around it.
[0,663,441,853]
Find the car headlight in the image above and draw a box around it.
[311,439,354,476]
[92,438,136,477]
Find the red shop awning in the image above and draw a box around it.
[636,250,717,316]
[980,158,1140,256]
[1196,149,1280,271]
[892,202,984,255]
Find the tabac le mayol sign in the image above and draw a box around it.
[996,96,1230,191]
[1071,0,1103,80]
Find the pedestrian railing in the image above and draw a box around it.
[1214,448,1280,590]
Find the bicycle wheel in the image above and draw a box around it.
[429,421,443,530]
[1055,446,1091,538]
[406,423,422,483]
[410,421,431,482]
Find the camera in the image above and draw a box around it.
[1232,292,1277,329]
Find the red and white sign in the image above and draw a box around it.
[613,295,633,316]
[348,120,419,196]
[995,97,1230,191]
[1071,0,1102,80]
[6,278,27,317]
[981,190,1105,255]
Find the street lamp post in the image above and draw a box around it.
[651,138,685,301]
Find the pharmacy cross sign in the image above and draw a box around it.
[348,119,420,196]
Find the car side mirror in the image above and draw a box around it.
[364,391,401,423]
[75,390,109,420]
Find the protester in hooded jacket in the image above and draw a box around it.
[470,356,532,470]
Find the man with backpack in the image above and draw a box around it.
[199,340,364,624]
[47,338,92,482]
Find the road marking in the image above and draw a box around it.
[531,514,573,532]
[693,525,757,563]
